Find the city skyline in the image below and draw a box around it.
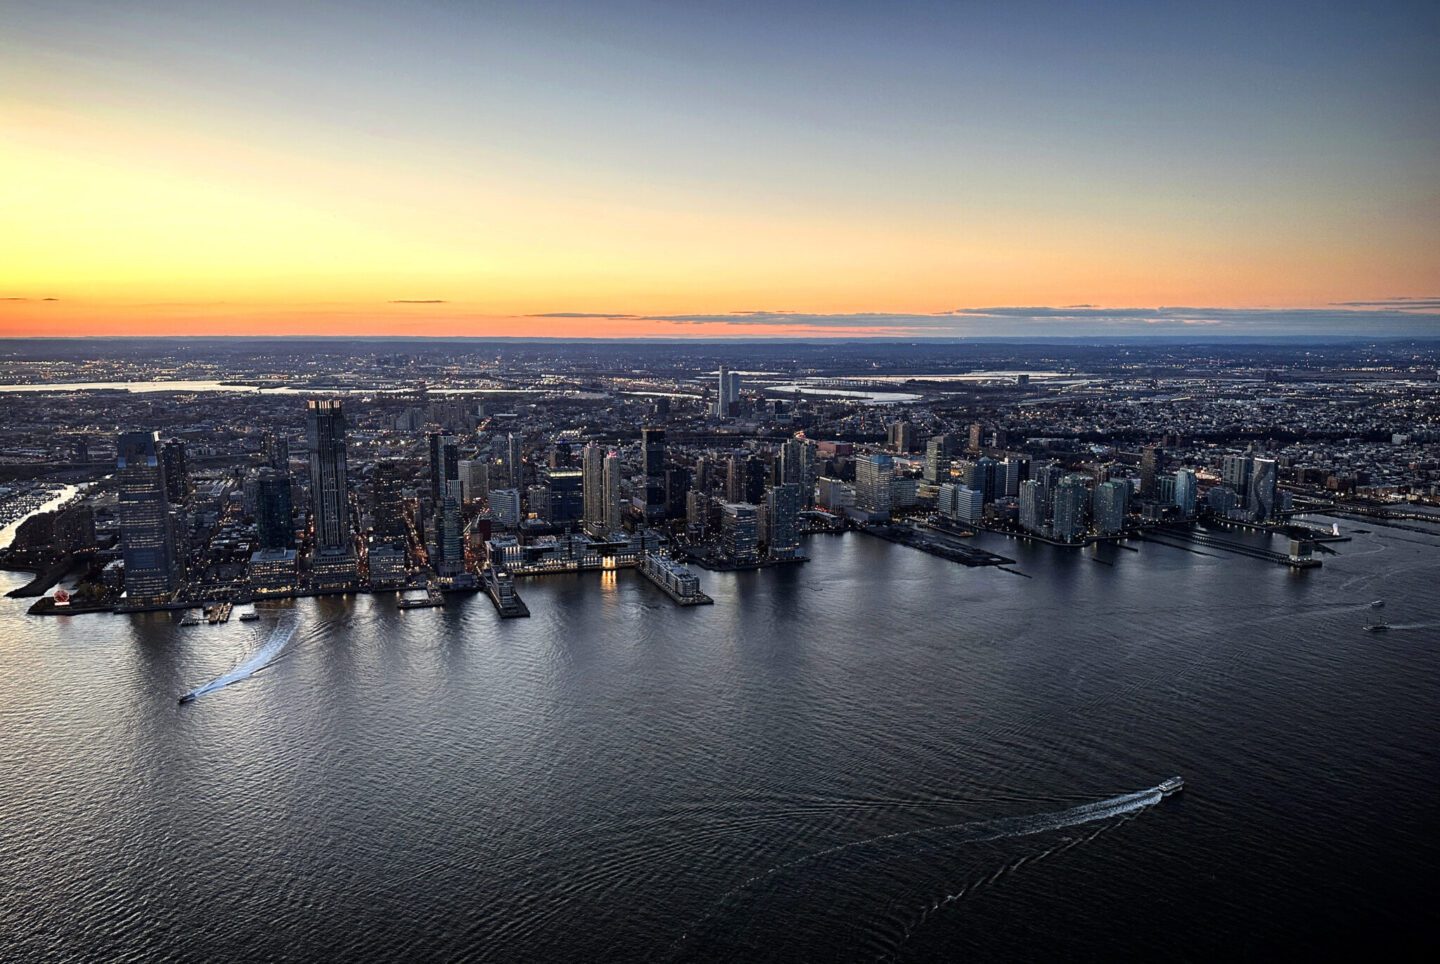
[4,0,1438,338]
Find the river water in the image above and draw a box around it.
[1,522,1436,960]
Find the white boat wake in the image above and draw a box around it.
[671,780,1180,959]
[179,615,299,704]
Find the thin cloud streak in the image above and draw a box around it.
[528,305,1440,336]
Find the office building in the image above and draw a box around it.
[116,431,179,603]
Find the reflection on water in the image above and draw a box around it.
[1,526,1436,960]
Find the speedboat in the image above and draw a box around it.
[1157,776,1184,795]
[178,692,197,704]
[1370,600,1384,609]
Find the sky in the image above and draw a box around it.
[2,0,1438,338]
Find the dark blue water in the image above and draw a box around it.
[2,522,1437,961]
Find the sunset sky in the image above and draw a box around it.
[3,0,1438,338]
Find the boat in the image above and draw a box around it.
[1365,621,1390,633]
[179,613,202,626]
[1370,600,1384,609]
[1157,776,1185,795]
[178,693,197,704]
[238,610,259,622]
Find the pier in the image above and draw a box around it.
[637,552,713,606]
[483,568,530,618]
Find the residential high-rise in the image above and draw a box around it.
[1052,475,1089,542]
[116,431,179,603]
[1140,445,1167,499]
[720,501,759,563]
[886,420,915,453]
[582,443,606,532]
[642,426,667,523]
[665,466,690,519]
[923,435,951,483]
[1094,479,1130,535]
[371,461,409,543]
[504,432,523,489]
[263,430,289,471]
[1249,458,1278,521]
[160,438,189,504]
[306,399,351,552]
[967,422,984,453]
[855,453,894,519]
[779,437,816,504]
[1222,453,1255,505]
[489,488,521,529]
[1018,479,1043,534]
[436,481,465,577]
[255,466,295,550]
[1001,456,1028,497]
[602,452,624,533]
[725,455,746,503]
[1174,468,1198,517]
[457,458,489,505]
[714,366,742,417]
[428,431,459,508]
[766,483,801,560]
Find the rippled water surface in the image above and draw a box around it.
[2,523,1437,961]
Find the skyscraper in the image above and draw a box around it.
[779,437,817,504]
[116,431,179,603]
[720,501,759,563]
[1094,479,1130,535]
[1052,475,1089,543]
[263,429,289,471]
[546,468,585,524]
[306,399,352,555]
[582,443,606,532]
[1140,444,1167,499]
[457,459,489,505]
[855,453,894,519]
[428,431,459,508]
[714,366,742,417]
[160,438,189,504]
[766,483,801,560]
[642,426,667,523]
[504,432,523,490]
[924,435,951,484]
[886,420,915,453]
[1174,468,1198,518]
[371,461,409,543]
[602,451,623,533]
[1249,458,1278,521]
[254,466,295,550]
[436,481,465,577]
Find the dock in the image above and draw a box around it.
[397,590,446,609]
[866,522,1015,567]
